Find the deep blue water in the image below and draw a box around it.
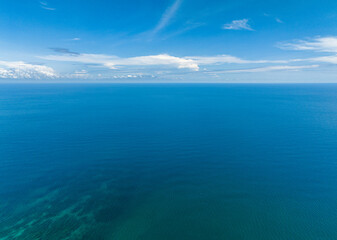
[0,84,337,239]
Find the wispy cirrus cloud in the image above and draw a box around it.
[225,65,319,73]
[263,13,283,23]
[161,21,205,40]
[309,55,337,64]
[50,48,80,55]
[151,0,183,35]
[40,1,56,11]
[0,60,57,79]
[223,19,253,31]
[277,36,337,66]
[275,18,283,23]
[279,36,337,52]
[188,55,287,64]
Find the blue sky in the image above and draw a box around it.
[1,0,337,82]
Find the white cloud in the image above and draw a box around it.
[40,53,199,71]
[276,36,337,65]
[223,19,253,31]
[40,1,56,10]
[279,37,337,52]
[225,65,319,73]
[41,6,56,10]
[188,55,251,64]
[289,55,337,65]
[74,69,87,74]
[0,61,57,79]
[71,38,81,41]
[305,55,337,64]
[264,13,283,23]
[152,0,182,35]
[41,52,292,72]
[187,55,287,64]
[275,18,283,23]
[124,54,199,70]
[111,74,155,79]
[64,70,89,79]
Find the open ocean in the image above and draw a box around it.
[0,84,337,240]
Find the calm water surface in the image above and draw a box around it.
[0,84,337,239]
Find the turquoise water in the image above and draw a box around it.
[1,84,337,239]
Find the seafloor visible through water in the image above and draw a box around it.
[0,84,337,239]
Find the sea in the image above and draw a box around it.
[0,84,337,239]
